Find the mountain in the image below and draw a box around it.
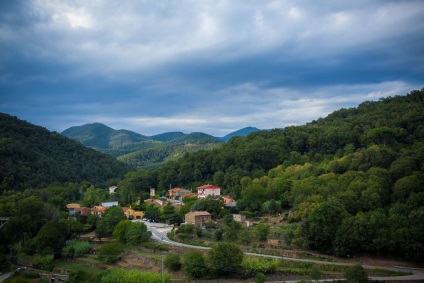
[62,125,223,168]
[218,126,260,142]
[0,114,132,192]
[62,123,149,149]
[150,131,186,142]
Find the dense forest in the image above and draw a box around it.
[62,123,223,168]
[0,89,423,262]
[0,114,132,192]
[116,89,424,260]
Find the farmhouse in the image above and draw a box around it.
[185,211,212,226]
[197,184,220,199]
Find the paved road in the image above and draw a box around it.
[139,221,424,282]
[0,272,12,282]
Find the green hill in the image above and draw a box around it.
[0,114,132,192]
[118,89,424,260]
[61,122,149,149]
[62,125,223,168]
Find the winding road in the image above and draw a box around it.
[140,221,424,282]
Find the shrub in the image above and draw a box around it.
[255,272,267,283]
[97,269,170,283]
[207,243,244,275]
[241,257,279,274]
[177,224,195,234]
[164,254,182,271]
[34,254,55,271]
[98,243,124,263]
[182,251,208,278]
[62,240,90,259]
[214,230,223,241]
[344,264,368,283]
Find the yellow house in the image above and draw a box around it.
[124,207,144,220]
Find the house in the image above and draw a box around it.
[74,207,91,216]
[197,184,221,199]
[123,207,144,220]
[109,186,118,194]
[185,211,212,226]
[91,205,107,216]
[66,203,81,216]
[169,187,192,201]
[221,195,235,204]
[232,214,246,223]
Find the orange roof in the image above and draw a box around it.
[186,211,211,216]
[92,205,107,212]
[169,187,184,192]
[181,193,197,198]
[66,203,81,209]
[197,184,220,190]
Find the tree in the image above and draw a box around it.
[96,206,126,238]
[306,200,349,253]
[113,220,132,243]
[145,204,161,222]
[168,213,184,226]
[255,223,270,242]
[182,251,208,278]
[125,222,151,245]
[161,202,176,222]
[344,264,368,283]
[206,243,244,275]
[164,253,182,271]
[191,195,224,219]
[35,221,68,258]
[98,243,124,263]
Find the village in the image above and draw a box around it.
[65,184,251,228]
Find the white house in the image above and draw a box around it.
[196,184,221,199]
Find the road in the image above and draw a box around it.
[140,220,424,282]
[0,272,12,283]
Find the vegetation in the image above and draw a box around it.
[0,88,423,281]
[0,113,131,192]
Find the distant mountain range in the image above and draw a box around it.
[61,123,260,168]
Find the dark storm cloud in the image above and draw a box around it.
[0,0,423,136]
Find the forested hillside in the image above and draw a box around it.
[117,89,424,260]
[0,114,132,192]
[62,124,223,168]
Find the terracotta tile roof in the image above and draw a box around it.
[66,203,81,209]
[169,187,184,192]
[197,184,220,190]
[186,211,211,216]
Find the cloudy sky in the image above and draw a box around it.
[1,1,423,136]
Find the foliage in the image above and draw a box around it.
[344,264,368,283]
[62,240,90,259]
[34,254,55,271]
[177,224,195,234]
[125,222,151,245]
[241,257,279,274]
[168,213,184,226]
[97,243,124,263]
[0,113,131,192]
[164,253,182,271]
[309,264,322,281]
[35,221,68,258]
[206,243,244,275]
[255,223,270,241]
[255,272,267,283]
[182,251,208,278]
[191,195,224,219]
[96,268,170,283]
[96,206,126,239]
[145,204,161,222]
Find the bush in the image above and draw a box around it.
[241,257,279,274]
[207,243,244,275]
[214,230,223,241]
[177,224,195,234]
[34,254,55,271]
[97,269,170,283]
[344,264,368,283]
[183,251,208,278]
[255,272,266,283]
[63,240,90,259]
[98,243,124,263]
[164,254,182,271]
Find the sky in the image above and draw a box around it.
[1,1,423,137]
